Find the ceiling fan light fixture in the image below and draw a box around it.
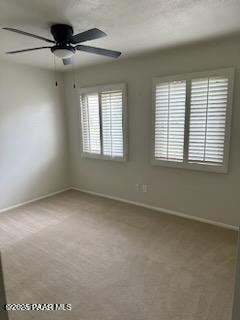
[51,45,75,59]
[53,48,74,59]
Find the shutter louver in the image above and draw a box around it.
[188,77,229,165]
[80,93,101,154]
[101,90,124,158]
[154,81,186,162]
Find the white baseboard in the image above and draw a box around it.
[0,185,237,231]
[72,186,238,231]
[0,187,71,213]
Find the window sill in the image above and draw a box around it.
[151,159,228,174]
[81,152,127,162]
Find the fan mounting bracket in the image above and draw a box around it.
[50,24,73,44]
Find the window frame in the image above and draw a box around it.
[79,83,128,162]
[152,68,234,173]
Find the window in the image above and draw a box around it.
[79,83,127,161]
[152,68,234,173]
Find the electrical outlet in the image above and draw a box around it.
[135,184,139,192]
[142,184,147,193]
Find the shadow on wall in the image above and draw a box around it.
[0,253,8,319]
[232,228,240,320]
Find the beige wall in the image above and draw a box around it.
[232,228,240,320]
[0,61,70,210]
[64,36,240,228]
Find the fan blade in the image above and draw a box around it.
[62,57,73,65]
[2,27,55,43]
[76,45,121,58]
[71,28,106,44]
[6,46,51,54]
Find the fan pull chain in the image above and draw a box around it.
[54,55,58,87]
[71,59,76,89]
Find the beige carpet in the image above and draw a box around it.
[0,190,237,320]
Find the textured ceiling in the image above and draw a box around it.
[0,0,240,71]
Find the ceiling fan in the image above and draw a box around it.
[2,24,121,65]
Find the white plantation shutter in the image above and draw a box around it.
[188,77,229,165]
[153,69,233,172]
[101,90,124,157]
[80,93,101,154]
[80,84,126,160]
[154,80,186,162]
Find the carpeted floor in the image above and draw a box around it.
[0,190,237,320]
